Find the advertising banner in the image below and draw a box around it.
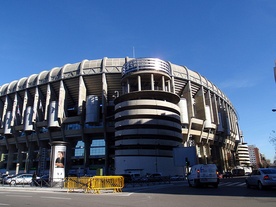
[51,144,66,182]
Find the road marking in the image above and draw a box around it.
[219,182,231,186]
[41,196,71,200]
[226,182,241,186]
[237,183,246,186]
[6,195,32,198]
[220,182,245,186]
[101,192,133,196]
[0,203,10,206]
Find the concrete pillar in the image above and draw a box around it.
[27,142,36,173]
[167,80,171,92]
[7,145,16,171]
[63,140,77,175]
[83,138,92,170]
[17,144,29,173]
[127,79,130,93]
[162,76,165,91]
[151,74,154,90]
[137,75,141,91]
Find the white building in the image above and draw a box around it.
[236,143,251,166]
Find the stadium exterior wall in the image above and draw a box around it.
[0,57,241,176]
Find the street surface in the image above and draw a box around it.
[0,177,275,207]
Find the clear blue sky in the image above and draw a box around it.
[0,0,276,161]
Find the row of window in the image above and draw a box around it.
[74,140,105,156]
[0,139,106,162]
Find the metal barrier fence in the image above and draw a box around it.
[91,176,124,194]
[64,176,124,194]
[64,177,91,192]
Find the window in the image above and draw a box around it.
[74,141,84,157]
[73,140,106,157]
[90,139,105,156]
[65,123,81,130]
[262,169,276,174]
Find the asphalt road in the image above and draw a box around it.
[0,177,275,207]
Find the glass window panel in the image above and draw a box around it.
[74,141,84,156]
[90,139,105,156]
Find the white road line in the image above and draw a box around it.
[227,182,241,186]
[40,196,71,200]
[219,182,231,186]
[220,182,244,186]
[0,203,10,206]
[98,192,133,196]
[6,195,32,198]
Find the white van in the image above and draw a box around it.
[187,164,220,188]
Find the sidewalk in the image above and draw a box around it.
[0,185,67,192]
[0,180,187,193]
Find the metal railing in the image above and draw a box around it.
[122,58,171,77]
[64,176,124,194]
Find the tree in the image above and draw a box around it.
[269,130,276,162]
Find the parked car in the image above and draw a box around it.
[170,175,185,181]
[0,174,11,184]
[232,169,245,176]
[120,174,132,183]
[223,172,233,178]
[2,174,15,184]
[5,173,38,185]
[245,168,276,190]
[187,164,220,188]
[146,173,163,182]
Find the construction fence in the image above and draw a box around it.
[64,176,124,194]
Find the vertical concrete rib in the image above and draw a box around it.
[58,80,66,122]
[44,84,51,121]
[101,57,109,174]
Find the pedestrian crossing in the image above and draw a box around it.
[219,181,245,187]
[180,181,246,187]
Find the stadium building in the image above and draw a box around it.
[0,57,242,176]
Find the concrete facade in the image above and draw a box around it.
[0,57,241,176]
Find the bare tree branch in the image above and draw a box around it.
[269,130,276,162]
